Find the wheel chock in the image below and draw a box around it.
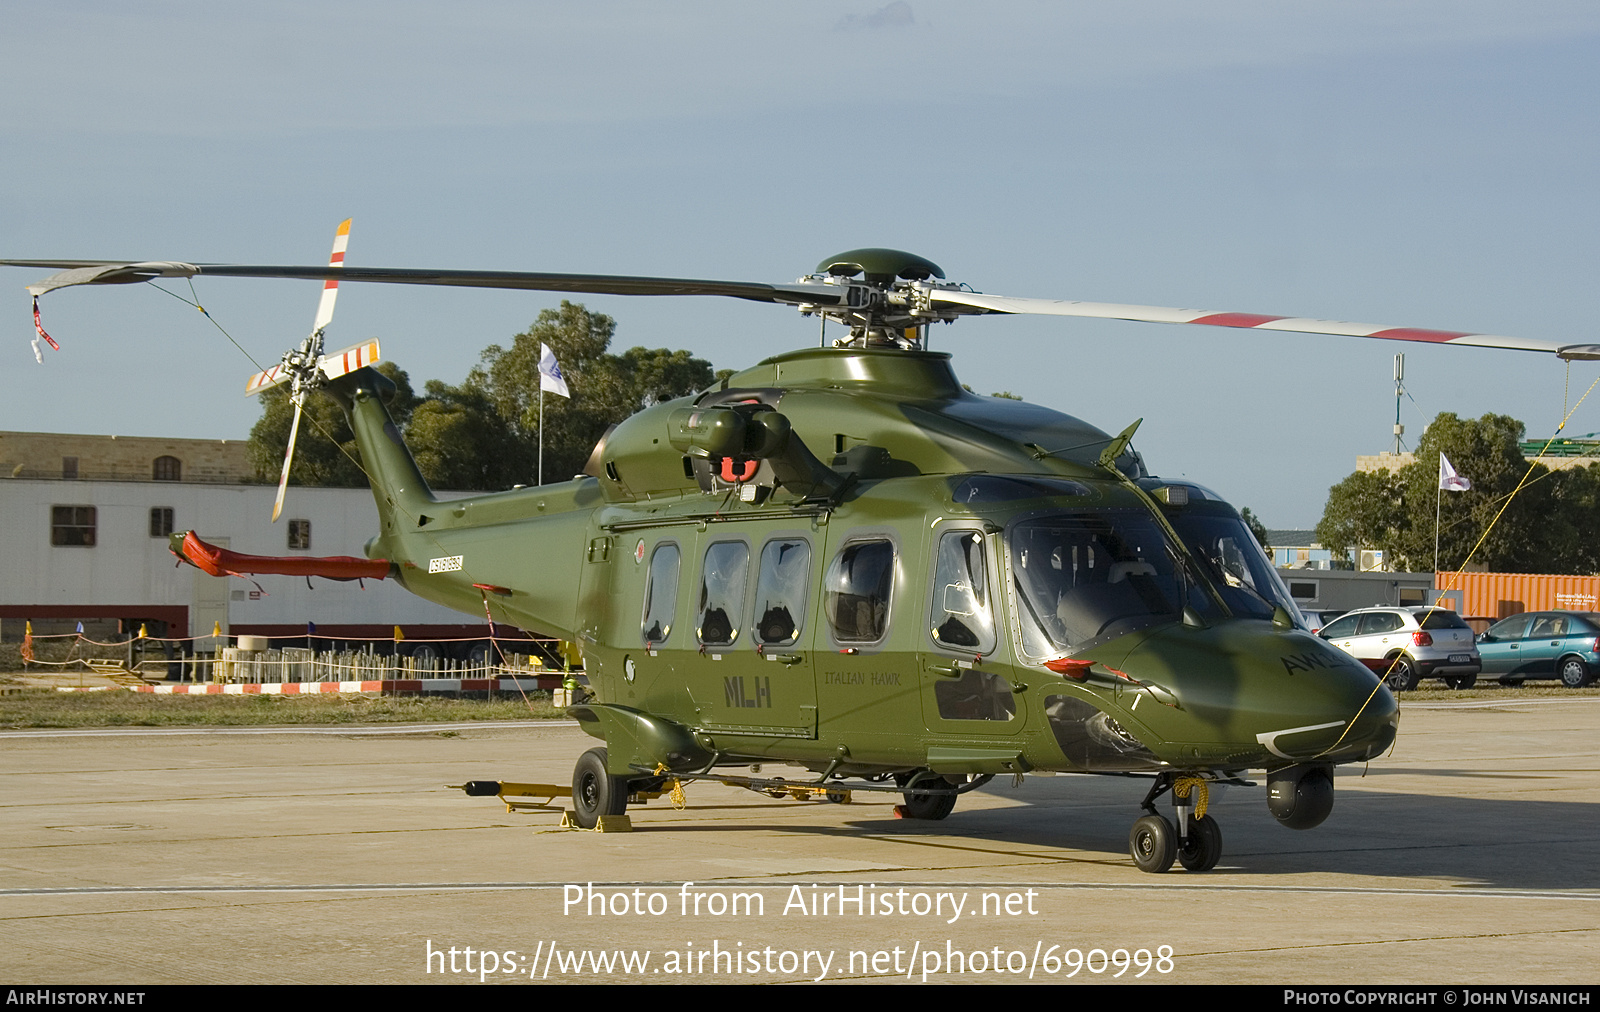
[555,810,634,832]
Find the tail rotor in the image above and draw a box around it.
[244,219,380,521]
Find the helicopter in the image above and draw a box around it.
[8,231,1592,874]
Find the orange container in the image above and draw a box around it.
[1436,571,1600,619]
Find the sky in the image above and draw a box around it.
[3,1,1598,527]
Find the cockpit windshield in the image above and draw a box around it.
[1009,506,1304,656]
[1165,510,1301,624]
[1010,511,1206,654]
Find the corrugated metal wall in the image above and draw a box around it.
[1436,572,1600,618]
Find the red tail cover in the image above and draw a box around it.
[175,530,390,582]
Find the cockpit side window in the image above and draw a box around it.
[641,543,681,645]
[930,530,996,654]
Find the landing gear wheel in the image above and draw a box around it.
[571,747,628,829]
[1443,673,1477,690]
[1559,657,1591,688]
[1176,814,1223,872]
[897,773,958,820]
[1129,815,1176,874]
[1384,656,1419,693]
[823,789,848,804]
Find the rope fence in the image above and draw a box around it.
[11,628,573,684]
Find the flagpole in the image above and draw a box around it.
[1434,483,1441,578]
[538,385,544,487]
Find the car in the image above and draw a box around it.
[1317,606,1481,692]
[1475,611,1600,688]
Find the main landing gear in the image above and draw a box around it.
[1128,772,1223,874]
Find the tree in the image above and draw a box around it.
[448,301,718,484]
[1239,507,1272,554]
[1315,412,1600,574]
[247,361,416,487]
[249,303,720,492]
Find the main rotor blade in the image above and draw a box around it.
[311,219,351,335]
[930,289,1600,361]
[272,400,302,524]
[8,259,845,306]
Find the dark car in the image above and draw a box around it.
[1476,611,1600,687]
[1318,606,1481,691]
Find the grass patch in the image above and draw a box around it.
[0,689,566,729]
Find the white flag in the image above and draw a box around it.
[538,343,570,398]
[1439,452,1472,492]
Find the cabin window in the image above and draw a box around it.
[930,530,995,654]
[641,543,680,645]
[697,541,749,647]
[824,539,894,643]
[149,507,174,538]
[152,456,181,481]
[287,519,311,550]
[752,538,811,647]
[51,505,96,546]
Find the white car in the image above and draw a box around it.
[1317,607,1481,691]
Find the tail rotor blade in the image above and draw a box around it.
[272,399,303,523]
[246,363,288,396]
[317,339,382,381]
[311,218,351,335]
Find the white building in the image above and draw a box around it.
[0,476,488,645]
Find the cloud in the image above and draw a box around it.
[836,1,915,31]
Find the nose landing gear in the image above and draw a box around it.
[1128,773,1223,874]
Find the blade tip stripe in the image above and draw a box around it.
[1370,327,1475,343]
[1189,312,1291,328]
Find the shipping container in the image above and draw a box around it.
[1435,571,1600,620]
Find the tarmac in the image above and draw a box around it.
[2,692,1597,986]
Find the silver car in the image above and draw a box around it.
[1317,606,1481,691]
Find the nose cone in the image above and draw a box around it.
[1113,620,1399,767]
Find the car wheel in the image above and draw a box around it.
[1558,657,1591,688]
[1384,655,1419,693]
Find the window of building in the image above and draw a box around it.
[61,457,78,480]
[287,519,311,550]
[51,505,96,546]
[152,456,181,481]
[149,507,174,538]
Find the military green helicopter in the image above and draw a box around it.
[11,234,1591,873]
